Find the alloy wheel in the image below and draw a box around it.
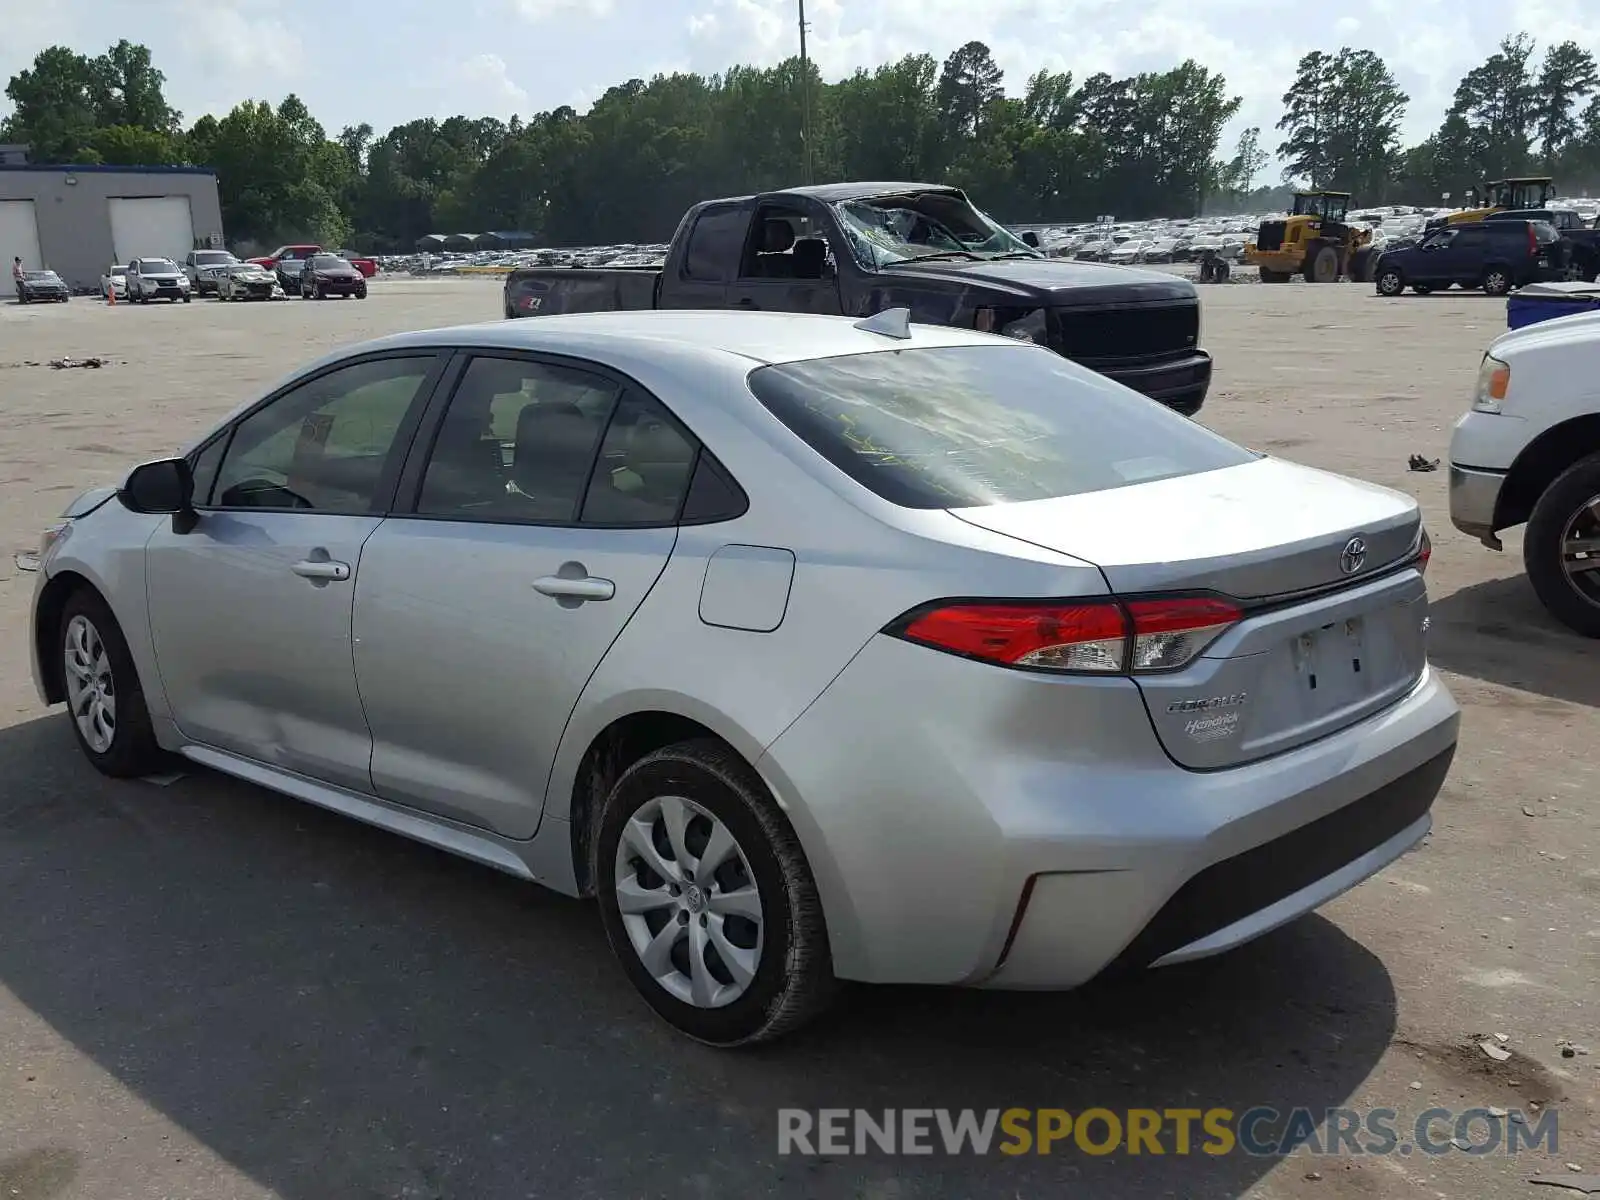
[1560,493,1600,606]
[612,794,764,1009]
[63,614,116,754]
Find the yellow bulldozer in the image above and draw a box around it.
[1245,191,1374,283]
[1424,176,1558,231]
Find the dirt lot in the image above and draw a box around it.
[0,279,1595,1200]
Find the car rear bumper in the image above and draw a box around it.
[759,634,1459,988]
[1095,351,1212,416]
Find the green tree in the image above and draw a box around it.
[1535,41,1598,167]
[1,46,102,162]
[1277,51,1335,186]
[1449,33,1539,175]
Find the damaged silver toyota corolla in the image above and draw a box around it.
[21,308,1458,1046]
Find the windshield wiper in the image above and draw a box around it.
[984,252,1043,260]
[903,250,982,262]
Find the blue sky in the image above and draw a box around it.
[6,0,1600,168]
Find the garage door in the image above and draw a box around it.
[108,196,195,264]
[0,200,43,276]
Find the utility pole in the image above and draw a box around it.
[798,0,813,184]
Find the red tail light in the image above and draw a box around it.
[892,596,1243,674]
[1528,224,1538,258]
[1417,528,1432,573]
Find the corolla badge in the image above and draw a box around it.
[1340,536,1368,575]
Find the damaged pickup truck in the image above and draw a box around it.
[503,182,1212,415]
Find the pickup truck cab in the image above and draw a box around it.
[1374,220,1564,297]
[1449,312,1600,636]
[250,243,323,291]
[504,182,1212,415]
[1486,208,1600,281]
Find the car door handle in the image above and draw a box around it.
[291,559,351,581]
[533,575,615,601]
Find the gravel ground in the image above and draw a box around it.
[0,278,1595,1200]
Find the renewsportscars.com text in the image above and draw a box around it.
[777,1107,1558,1157]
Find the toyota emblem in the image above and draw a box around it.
[1340,536,1368,575]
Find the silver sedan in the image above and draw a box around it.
[23,310,1459,1046]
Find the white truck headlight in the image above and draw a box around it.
[1472,354,1510,414]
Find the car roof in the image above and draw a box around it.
[324,310,1003,370]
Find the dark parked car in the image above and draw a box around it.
[299,253,368,300]
[503,182,1212,415]
[1373,220,1564,297]
[16,269,69,303]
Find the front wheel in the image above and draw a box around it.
[1376,268,1405,296]
[595,739,836,1047]
[59,589,165,777]
[1524,453,1600,637]
[182,293,191,303]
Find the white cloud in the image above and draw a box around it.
[509,0,616,22]
[441,52,530,118]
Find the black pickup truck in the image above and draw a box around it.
[503,182,1212,415]
[1486,208,1600,280]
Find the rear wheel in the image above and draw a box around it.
[596,739,835,1047]
[1482,266,1513,296]
[1376,267,1405,296]
[59,589,165,777]
[1524,453,1600,638]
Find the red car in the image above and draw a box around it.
[249,244,323,290]
[337,249,379,278]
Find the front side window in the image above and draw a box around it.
[416,356,620,523]
[746,345,1255,510]
[210,355,436,512]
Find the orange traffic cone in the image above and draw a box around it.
[107,284,116,306]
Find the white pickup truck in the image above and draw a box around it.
[1449,312,1600,636]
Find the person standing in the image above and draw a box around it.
[11,255,22,301]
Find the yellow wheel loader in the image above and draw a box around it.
[1244,191,1374,283]
[1425,177,1557,232]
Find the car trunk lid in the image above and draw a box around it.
[950,456,1429,768]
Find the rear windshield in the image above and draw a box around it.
[746,345,1255,509]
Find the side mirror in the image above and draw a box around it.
[121,457,194,515]
[1021,231,1041,248]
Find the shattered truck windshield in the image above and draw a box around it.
[832,191,1038,268]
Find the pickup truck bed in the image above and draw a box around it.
[503,182,1212,415]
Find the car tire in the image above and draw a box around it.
[58,588,166,778]
[595,738,836,1047]
[182,294,191,303]
[1482,267,1512,296]
[1376,268,1405,296]
[1523,452,1600,638]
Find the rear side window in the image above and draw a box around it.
[746,345,1255,509]
[682,205,747,281]
[1532,221,1560,243]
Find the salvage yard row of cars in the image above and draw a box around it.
[99,249,371,303]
